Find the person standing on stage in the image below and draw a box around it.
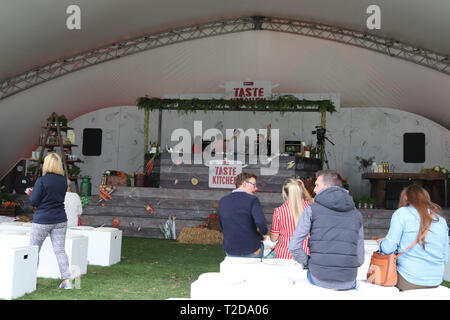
[218,172,268,258]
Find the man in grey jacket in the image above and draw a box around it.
[289,170,364,290]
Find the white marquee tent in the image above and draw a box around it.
[0,0,449,178]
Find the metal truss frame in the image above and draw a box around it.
[1,16,448,100]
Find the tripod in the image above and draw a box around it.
[314,127,334,170]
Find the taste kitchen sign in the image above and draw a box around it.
[225,81,275,100]
[208,160,243,189]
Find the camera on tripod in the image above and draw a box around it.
[312,126,326,144]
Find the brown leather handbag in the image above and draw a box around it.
[367,215,433,286]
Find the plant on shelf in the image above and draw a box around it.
[306,142,318,158]
[68,165,81,177]
[27,164,37,176]
[58,115,68,126]
[354,198,362,209]
[356,156,375,172]
[368,197,376,208]
[358,194,376,209]
[0,186,18,212]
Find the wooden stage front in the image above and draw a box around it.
[80,186,450,240]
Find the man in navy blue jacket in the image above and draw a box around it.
[218,172,268,258]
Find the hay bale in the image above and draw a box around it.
[177,227,223,244]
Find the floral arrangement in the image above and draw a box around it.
[2,201,18,208]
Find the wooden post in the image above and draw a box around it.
[144,108,149,154]
[158,109,162,148]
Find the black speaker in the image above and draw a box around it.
[385,179,413,209]
[403,133,425,163]
[82,128,102,156]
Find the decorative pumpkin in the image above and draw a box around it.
[112,218,120,227]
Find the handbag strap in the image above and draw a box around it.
[396,212,434,258]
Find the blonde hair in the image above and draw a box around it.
[42,153,64,176]
[282,178,305,225]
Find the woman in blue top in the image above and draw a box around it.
[377,185,448,291]
[28,152,72,289]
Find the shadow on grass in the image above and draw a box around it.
[19,237,225,300]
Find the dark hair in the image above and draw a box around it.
[235,172,257,188]
[315,170,343,187]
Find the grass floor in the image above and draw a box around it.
[19,237,226,300]
[17,237,450,300]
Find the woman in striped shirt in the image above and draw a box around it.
[270,178,312,259]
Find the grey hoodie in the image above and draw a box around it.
[289,186,365,290]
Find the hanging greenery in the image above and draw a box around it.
[136,95,336,114]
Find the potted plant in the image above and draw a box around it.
[58,115,68,127]
[359,194,374,209]
[354,198,362,209]
[368,197,376,209]
[27,164,36,176]
[68,165,81,178]
[356,156,375,172]
[0,186,19,216]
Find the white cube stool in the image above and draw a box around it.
[0,231,88,279]
[67,226,122,266]
[260,258,306,281]
[219,257,263,275]
[190,272,247,300]
[0,245,38,300]
[0,222,32,233]
[444,237,450,282]
[35,233,88,279]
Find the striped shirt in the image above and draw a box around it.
[270,200,311,259]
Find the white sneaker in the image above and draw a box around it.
[59,281,73,290]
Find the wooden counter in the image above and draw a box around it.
[362,172,448,208]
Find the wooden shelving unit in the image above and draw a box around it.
[31,112,83,193]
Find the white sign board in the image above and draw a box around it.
[208,160,243,189]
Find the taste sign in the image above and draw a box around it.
[225,81,272,100]
[208,160,243,189]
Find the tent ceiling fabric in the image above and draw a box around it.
[1,0,450,80]
[0,0,449,178]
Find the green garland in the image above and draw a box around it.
[136,95,336,114]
